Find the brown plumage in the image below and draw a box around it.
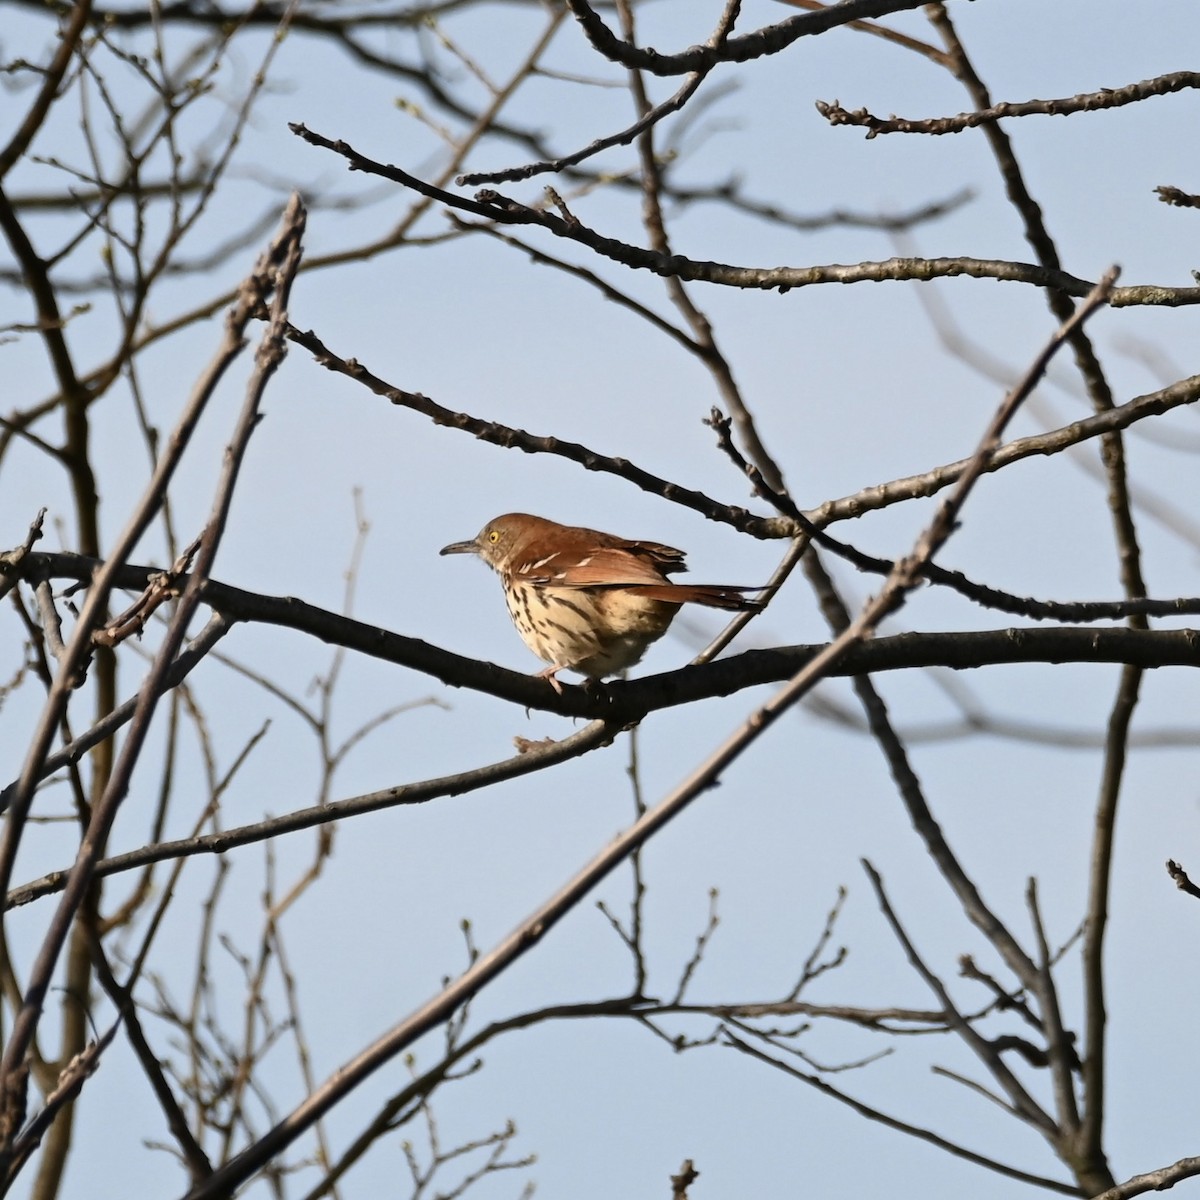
[440,513,761,691]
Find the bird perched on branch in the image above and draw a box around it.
[440,512,762,692]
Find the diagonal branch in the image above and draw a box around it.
[459,0,743,186]
[722,1029,1076,1194]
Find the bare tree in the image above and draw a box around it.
[2,2,1199,1198]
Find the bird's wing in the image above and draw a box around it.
[517,546,673,589]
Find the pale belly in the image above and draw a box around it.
[503,582,678,678]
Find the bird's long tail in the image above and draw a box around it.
[624,584,763,611]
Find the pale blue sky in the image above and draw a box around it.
[2,2,1199,1197]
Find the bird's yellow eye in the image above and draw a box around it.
[488,530,501,543]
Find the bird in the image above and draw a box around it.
[440,512,762,692]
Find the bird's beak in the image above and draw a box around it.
[439,538,479,556]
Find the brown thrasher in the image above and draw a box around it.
[440,513,761,691]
